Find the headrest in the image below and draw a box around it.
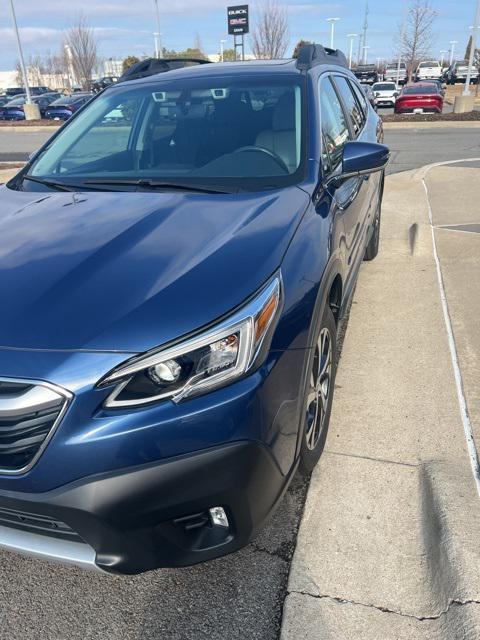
[273,92,296,132]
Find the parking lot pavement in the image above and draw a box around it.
[281,163,480,639]
[425,165,480,450]
[0,129,55,161]
[384,126,480,173]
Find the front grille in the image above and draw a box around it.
[0,506,83,542]
[0,380,70,472]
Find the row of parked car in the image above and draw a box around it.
[362,79,444,114]
[0,89,93,121]
[0,59,214,122]
[356,60,478,86]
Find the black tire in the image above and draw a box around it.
[364,179,384,261]
[299,305,337,476]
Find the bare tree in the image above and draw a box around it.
[64,14,99,90]
[14,61,23,87]
[399,0,437,81]
[252,0,289,60]
[292,40,312,59]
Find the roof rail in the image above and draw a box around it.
[296,44,348,71]
[119,57,211,83]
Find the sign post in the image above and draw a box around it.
[227,5,249,61]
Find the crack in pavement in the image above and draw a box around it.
[250,542,291,564]
[325,449,421,468]
[288,589,480,622]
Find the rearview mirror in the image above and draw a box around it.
[325,141,390,187]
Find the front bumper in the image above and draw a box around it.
[0,440,288,574]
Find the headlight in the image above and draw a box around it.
[98,276,281,408]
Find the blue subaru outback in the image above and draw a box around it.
[0,45,388,574]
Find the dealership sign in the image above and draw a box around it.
[227,5,249,35]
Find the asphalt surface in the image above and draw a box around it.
[384,126,480,174]
[0,130,52,161]
[0,126,477,639]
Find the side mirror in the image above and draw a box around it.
[326,141,390,187]
[394,91,399,97]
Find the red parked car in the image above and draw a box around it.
[394,83,443,114]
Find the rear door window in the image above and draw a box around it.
[349,81,368,117]
[332,76,366,137]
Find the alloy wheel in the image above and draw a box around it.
[305,327,333,451]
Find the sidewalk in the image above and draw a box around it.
[281,165,480,638]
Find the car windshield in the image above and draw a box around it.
[403,86,437,94]
[373,84,395,91]
[419,62,439,68]
[26,75,305,192]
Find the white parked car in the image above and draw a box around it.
[416,60,442,81]
[372,82,399,108]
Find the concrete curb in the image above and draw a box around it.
[0,126,61,134]
[281,165,480,639]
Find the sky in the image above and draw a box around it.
[0,0,477,71]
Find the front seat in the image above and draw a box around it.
[255,92,298,173]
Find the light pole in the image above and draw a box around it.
[8,0,32,104]
[347,34,358,68]
[64,44,75,90]
[220,39,226,62]
[326,18,340,49]
[464,1,480,94]
[396,0,407,87]
[449,40,458,65]
[362,45,370,64]
[153,0,163,58]
[440,50,447,66]
[154,32,160,58]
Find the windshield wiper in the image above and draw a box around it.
[83,179,232,194]
[22,175,80,192]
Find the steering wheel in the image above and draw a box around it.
[233,146,290,174]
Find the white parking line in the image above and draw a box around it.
[422,158,480,496]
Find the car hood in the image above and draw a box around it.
[0,186,308,352]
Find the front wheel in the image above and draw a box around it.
[299,305,337,476]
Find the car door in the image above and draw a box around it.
[319,75,370,286]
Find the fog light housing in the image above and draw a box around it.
[209,507,229,528]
